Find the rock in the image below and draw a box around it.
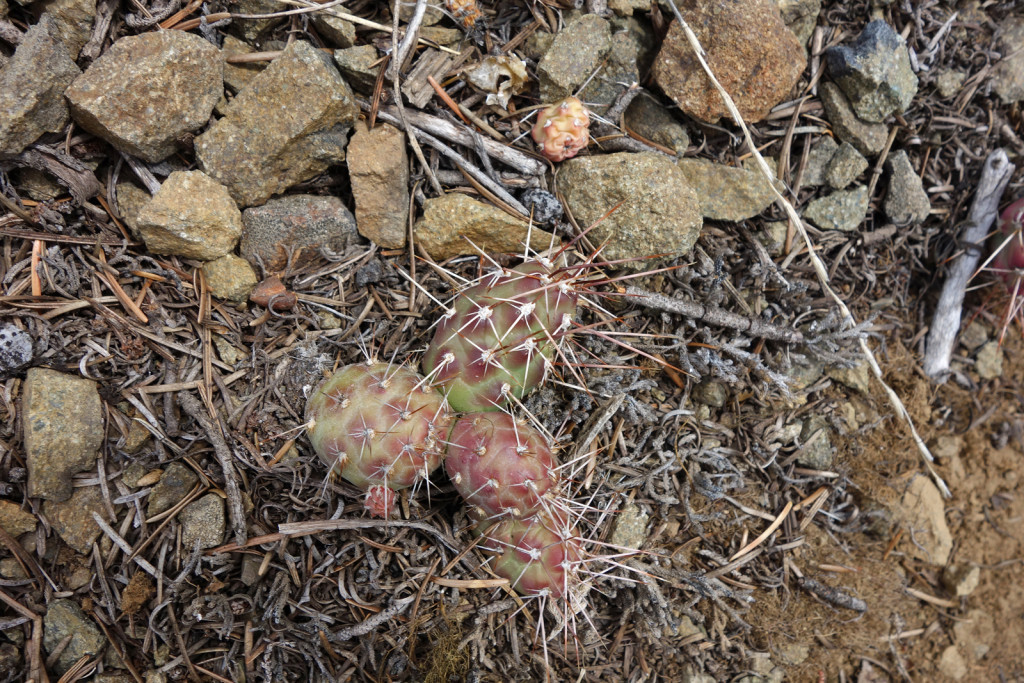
[803,185,869,232]
[975,341,1003,380]
[147,462,198,516]
[43,599,106,675]
[136,171,243,260]
[40,0,95,58]
[42,485,104,554]
[523,30,554,61]
[652,0,806,123]
[825,141,868,189]
[518,188,563,224]
[0,500,35,536]
[221,35,266,93]
[333,45,380,95]
[819,81,889,156]
[537,14,612,101]
[937,646,967,681]
[397,0,444,24]
[992,18,1024,103]
[942,564,980,598]
[825,20,917,122]
[228,0,284,41]
[931,435,963,461]
[898,476,952,565]
[0,323,33,377]
[608,0,648,15]
[0,16,81,155]
[13,168,63,201]
[313,13,355,48]
[250,276,296,311]
[954,609,994,660]
[802,136,839,187]
[24,368,103,502]
[776,0,821,46]
[797,415,834,469]
[827,362,871,394]
[180,493,225,550]
[624,94,690,155]
[960,321,988,351]
[884,150,931,225]
[777,642,810,666]
[0,558,27,579]
[241,194,359,270]
[65,31,222,163]
[558,152,702,268]
[759,221,788,255]
[195,40,357,207]
[201,254,257,303]
[936,69,966,99]
[693,381,727,408]
[675,157,779,222]
[578,30,639,115]
[414,193,556,260]
[347,122,409,248]
[114,181,150,239]
[609,504,648,550]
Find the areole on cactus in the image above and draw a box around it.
[304,361,451,517]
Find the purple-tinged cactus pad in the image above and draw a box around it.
[482,510,581,598]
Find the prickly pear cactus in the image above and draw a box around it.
[446,412,559,521]
[305,361,452,517]
[421,261,578,413]
[481,509,581,598]
[531,96,590,162]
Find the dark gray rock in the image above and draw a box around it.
[801,136,839,186]
[43,600,106,675]
[0,323,33,377]
[24,368,103,502]
[241,194,359,270]
[884,150,930,225]
[65,31,223,163]
[148,462,198,516]
[195,40,357,207]
[0,16,80,154]
[804,185,869,232]
[825,20,918,122]
[519,188,563,224]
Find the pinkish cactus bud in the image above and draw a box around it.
[992,197,1024,289]
[305,361,452,517]
[531,96,590,162]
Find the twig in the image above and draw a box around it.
[178,392,248,546]
[798,576,867,612]
[329,595,415,642]
[923,149,1014,379]
[390,0,427,78]
[661,0,950,498]
[624,286,804,343]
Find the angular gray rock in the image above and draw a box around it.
[797,416,834,469]
[42,485,104,554]
[148,462,198,516]
[675,157,780,222]
[623,95,690,155]
[825,20,918,122]
[180,493,225,549]
[41,0,96,58]
[333,45,380,95]
[65,31,222,163]
[537,14,612,101]
[803,185,869,232]
[578,30,639,115]
[24,368,103,502]
[241,194,360,270]
[43,600,106,676]
[884,149,930,225]
[348,121,409,249]
[825,141,868,189]
[196,40,357,207]
[136,171,243,260]
[801,135,839,186]
[819,81,889,156]
[558,152,702,269]
[992,18,1024,103]
[0,16,80,155]
[414,193,557,260]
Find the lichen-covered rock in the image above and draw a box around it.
[803,185,869,232]
[136,171,243,260]
[0,323,33,378]
[43,600,106,676]
[24,368,103,502]
[537,14,612,101]
[348,121,409,248]
[825,20,918,122]
[195,40,357,207]
[819,81,889,156]
[180,493,225,549]
[241,194,359,270]
[201,254,258,303]
[652,0,806,123]
[414,193,557,260]
[0,16,80,154]
[42,485,104,554]
[65,31,222,162]
[675,157,780,222]
[558,152,702,268]
[884,150,931,225]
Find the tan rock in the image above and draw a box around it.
[202,254,257,303]
[43,485,104,554]
[348,121,409,248]
[675,157,780,222]
[0,500,36,536]
[415,193,556,260]
[938,646,967,681]
[221,35,266,93]
[898,476,952,565]
[136,171,243,260]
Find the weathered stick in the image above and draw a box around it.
[923,149,1014,379]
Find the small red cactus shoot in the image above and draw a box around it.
[305,361,451,518]
[531,96,591,162]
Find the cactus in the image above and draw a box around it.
[481,509,581,599]
[531,96,590,163]
[992,197,1024,289]
[446,412,559,521]
[305,361,452,517]
[421,260,578,413]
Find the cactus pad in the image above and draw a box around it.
[481,509,581,598]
